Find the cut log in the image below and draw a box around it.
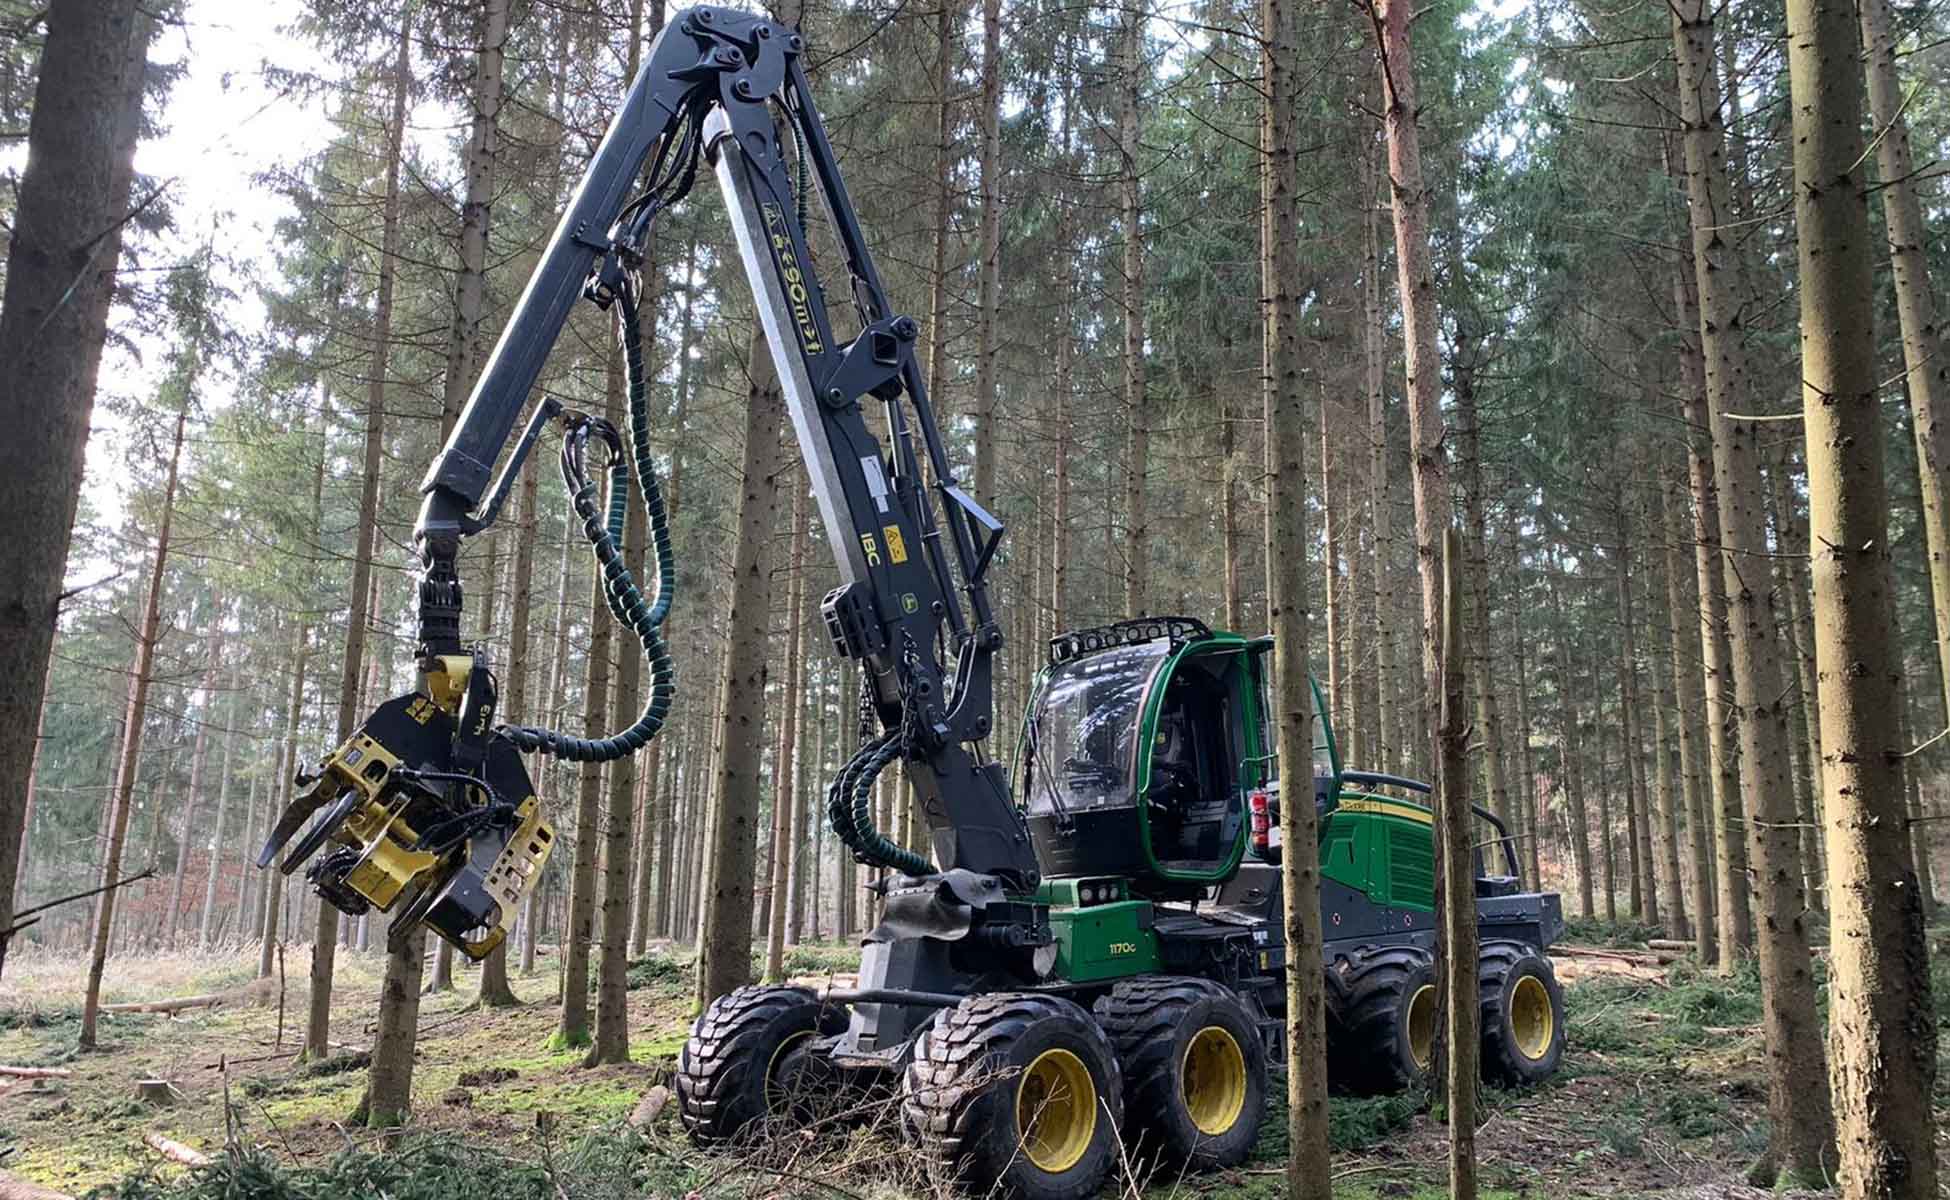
[141,1133,210,1167]
[628,1084,670,1128]
[0,1169,74,1200]
[0,1067,70,1079]
[1645,938,1695,952]
[102,978,274,1015]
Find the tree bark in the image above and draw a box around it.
[1859,0,1950,727]
[197,658,241,952]
[1551,573,1594,919]
[438,0,509,436]
[971,0,1001,504]
[1613,500,1652,925]
[1454,323,1509,833]
[1262,2,1328,1191]
[1438,527,1478,1200]
[1372,0,1451,741]
[765,482,809,980]
[1670,249,1750,964]
[331,0,417,1043]
[166,624,224,945]
[1789,1,1932,1190]
[359,926,424,1128]
[79,404,186,1048]
[1363,146,1397,778]
[697,330,785,1006]
[0,0,151,984]
[1119,0,1149,618]
[1673,0,1833,1174]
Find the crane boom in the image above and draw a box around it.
[258,8,1038,977]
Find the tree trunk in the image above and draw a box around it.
[1789,1,1931,1190]
[1373,0,1451,739]
[0,0,152,984]
[1674,0,1833,1174]
[1614,501,1653,925]
[166,624,224,945]
[1671,251,1750,964]
[765,482,809,980]
[1552,576,1595,918]
[359,926,424,1128]
[1859,0,1950,727]
[555,452,616,1047]
[1438,527,1478,1200]
[1645,555,1688,937]
[1363,147,1397,778]
[336,0,417,1044]
[697,330,786,1006]
[971,0,1001,503]
[1767,446,1826,910]
[1661,474,1723,963]
[197,658,241,952]
[1454,325,1509,831]
[1262,2,1328,1191]
[1119,0,1149,618]
[79,404,186,1048]
[438,0,510,435]
[922,0,957,428]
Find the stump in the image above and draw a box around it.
[135,1079,180,1106]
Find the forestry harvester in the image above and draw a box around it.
[256,11,1566,1198]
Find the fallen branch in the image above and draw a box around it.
[0,869,157,944]
[142,1133,211,1167]
[0,1067,70,1079]
[103,977,274,1015]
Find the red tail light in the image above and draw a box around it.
[1249,788,1271,851]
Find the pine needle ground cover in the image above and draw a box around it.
[3,935,1939,1198]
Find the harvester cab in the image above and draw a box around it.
[1020,617,1348,896]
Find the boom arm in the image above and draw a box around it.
[262,6,1035,958]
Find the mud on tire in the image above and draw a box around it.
[1337,945,1436,1096]
[1093,976,1267,1170]
[677,985,845,1143]
[1478,939,1565,1086]
[901,992,1123,1200]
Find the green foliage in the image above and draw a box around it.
[624,952,689,995]
[1558,917,1664,948]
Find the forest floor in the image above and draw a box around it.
[0,924,1934,1199]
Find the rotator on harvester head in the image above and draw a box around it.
[256,13,1568,1200]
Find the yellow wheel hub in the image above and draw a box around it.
[1016,1047,1097,1173]
[1181,1025,1248,1136]
[1407,983,1437,1071]
[1510,975,1554,1060]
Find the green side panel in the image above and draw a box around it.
[1317,805,1436,912]
[1048,900,1160,982]
[1381,819,1435,911]
[1318,813,1368,896]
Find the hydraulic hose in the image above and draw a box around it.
[500,278,676,763]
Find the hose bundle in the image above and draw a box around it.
[499,278,676,763]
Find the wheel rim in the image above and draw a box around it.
[1510,975,1554,1060]
[764,1029,813,1113]
[1181,1025,1247,1136]
[1016,1047,1097,1173]
[1407,984,1437,1070]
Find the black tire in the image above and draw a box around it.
[677,985,845,1143]
[1338,945,1437,1096]
[1093,977,1268,1170]
[1478,940,1565,1086]
[902,992,1123,1200]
